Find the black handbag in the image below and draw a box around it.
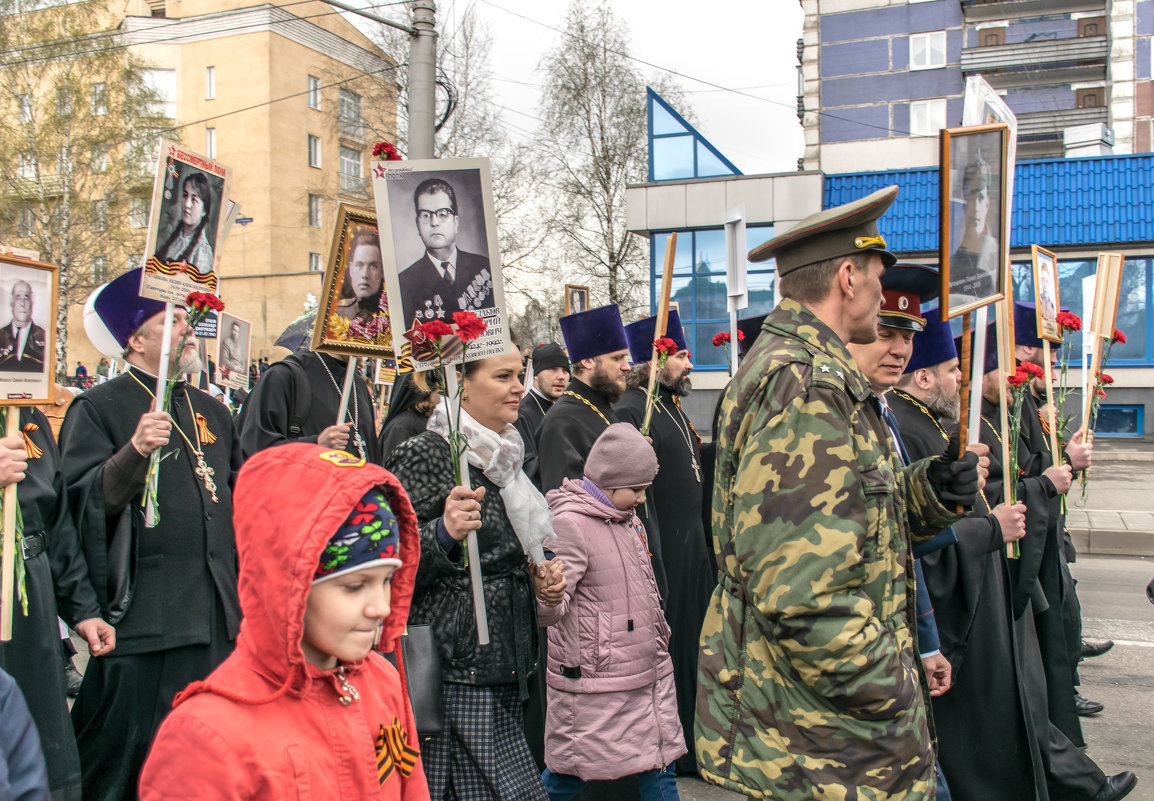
[397,624,443,738]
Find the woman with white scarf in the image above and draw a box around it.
[385,345,566,801]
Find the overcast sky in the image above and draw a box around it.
[360,0,806,175]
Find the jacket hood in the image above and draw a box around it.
[175,444,420,707]
[547,478,635,523]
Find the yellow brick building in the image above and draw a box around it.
[65,0,398,367]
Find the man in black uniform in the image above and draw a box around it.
[515,342,569,490]
[60,268,241,801]
[238,350,379,464]
[537,305,630,493]
[615,309,711,774]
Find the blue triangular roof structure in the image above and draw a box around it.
[647,87,742,182]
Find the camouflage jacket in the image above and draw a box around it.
[696,299,960,801]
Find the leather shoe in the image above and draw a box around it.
[1082,639,1115,658]
[1092,771,1137,801]
[64,660,82,698]
[1075,692,1104,716]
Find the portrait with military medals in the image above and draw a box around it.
[0,255,56,402]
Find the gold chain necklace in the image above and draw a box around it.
[890,389,949,443]
[654,397,701,483]
[128,372,219,503]
[563,389,610,428]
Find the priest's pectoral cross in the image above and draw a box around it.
[193,450,218,503]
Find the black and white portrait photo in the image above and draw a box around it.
[565,284,589,315]
[0,256,57,403]
[940,124,1008,318]
[215,312,251,391]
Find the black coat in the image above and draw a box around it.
[385,431,539,688]
[513,391,552,490]
[0,408,102,796]
[536,379,616,493]
[58,369,241,654]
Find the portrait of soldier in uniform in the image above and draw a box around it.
[336,226,385,325]
[0,278,46,373]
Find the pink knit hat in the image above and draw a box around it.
[584,423,658,490]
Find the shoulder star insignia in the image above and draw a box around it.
[820,364,830,372]
[836,370,844,379]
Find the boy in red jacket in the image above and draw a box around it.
[139,444,429,800]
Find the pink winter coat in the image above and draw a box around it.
[538,478,686,781]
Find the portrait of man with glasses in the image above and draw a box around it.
[398,176,494,325]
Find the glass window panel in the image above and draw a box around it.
[910,35,928,68]
[652,232,694,276]
[1096,405,1142,436]
[653,135,694,181]
[1112,257,1149,360]
[651,100,686,136]
[695,229,727,274]
[745,271,777,315]
[694,323,729,368]
[696,142,734,177]
[694,274,728,319]
[668,276,693,314]
[745,224,774,255]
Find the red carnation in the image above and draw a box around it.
[1097,388,1107,399]
[1099,372,1115,385]
[422,320,454,339]
[712,332,729,347]
[1020,361,1044,378]
[1007,370,1029,388]
[453,311,487,342]
[1055,311,1082,332]
[372,141,402,161]
[1112,328,1127,344]
[653,337,679,357]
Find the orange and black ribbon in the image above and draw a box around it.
[21,423,42,460]
[194,413,217,445]
[374,717,419,784]
[144,256,218,293]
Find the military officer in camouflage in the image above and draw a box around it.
[697,185,982,801]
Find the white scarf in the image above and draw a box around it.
[428,404,551,563]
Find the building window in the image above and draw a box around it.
[307,75,321,110]
[206,127,217,158]
[91,147,107,174]
[980,28,1005,47]
[309,252,322,272]
[56,89,72,117]
[90,83,107,115]
[308,194,322,227]
[57,146,69,175]
[93,198,108,233]
[909,99,947,136]
[308,134,321,168]
[143,69,177,118]
[17,94,31,124]
[205,66,216,100]
[17,152,35,180]
[339,146,362,193]
[1078,17,1105,37]
[1076,88,1104,108]
[339,89,364,139]
[1096,405,1144,436]
[18,208,34,237]
[129,197,148,229]
[910,31,947,70]
[92,255,107,281]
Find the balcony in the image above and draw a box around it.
[962,0,1105,23]
[961,35,1107,73]
[1016,105,1108,139]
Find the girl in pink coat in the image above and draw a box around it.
[539,423,685,800]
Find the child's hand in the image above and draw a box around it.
[532,557,567,607]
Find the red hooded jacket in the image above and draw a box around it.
[139,444,429,800]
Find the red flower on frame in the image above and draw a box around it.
[186,291,224,313]
[421,320,454,339]
[1055,311,1082,332]
[453,311,487,342]
[372,141,402,161]
[653,337,679,357]
[1112,328,1127,344]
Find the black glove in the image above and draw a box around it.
[926,451,980,507]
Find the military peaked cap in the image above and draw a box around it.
[881,263,940,332]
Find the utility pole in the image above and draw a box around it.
[324,0,437,158]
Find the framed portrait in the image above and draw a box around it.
[374,357,397,385]
[1089,252,1125,339]
[216,312,252,391]
[141,139,231,304]
[310,204,394,358]
[372,157,508,371]
[1031,245,1062,343]
[564,284,590,316]
[0,256,57,405]
[939,123,1009,319]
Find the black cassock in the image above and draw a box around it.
[891,390,1103,801]
[514,390,553,491]
[536,379,616,494]
[60,369,241,801]
[0,408,102,801]
[239,351,380,463]
[615,385,713,773]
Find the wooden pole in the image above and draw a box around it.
[1,410,20,641]
[1080,335,1102,440]
[443,367,490,645]
[145,301,176,528]
[1043,340,1061,465]
[956,312,973,459]
[641,233,677,435]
